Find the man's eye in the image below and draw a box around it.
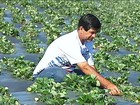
[91,32,95,34]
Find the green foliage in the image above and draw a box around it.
[94,51,140,72]
[19,36,45,53]
[0,36,15,54]
[120,85,140,103]
[0,22,19,37]
[107,74,140,103]
[107,72,130,85]
[1,0,140,53]
[0,86,20,105]
[0,56,35,80]
[0,0,140,104]
[28,74,115,104]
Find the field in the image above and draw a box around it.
[0,0,140,104]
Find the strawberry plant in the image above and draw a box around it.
[94,51,140,72]
[0,0,140,104]
[120,85,140,104]
[28,74,115,104]
[6,5,26,24]
[0,7,4,21]
[0,86,20,105]
[107,75,140,104]
[0,36,15,54]
[0,22,19,37]
[21,22,39,37]
[1,56,35,80]
[19,36,45,53]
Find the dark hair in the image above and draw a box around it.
[78,14,101,31]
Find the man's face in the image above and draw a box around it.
[80,26,100,42]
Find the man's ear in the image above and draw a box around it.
[79,26,84,30]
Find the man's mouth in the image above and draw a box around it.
[87,35,94,41]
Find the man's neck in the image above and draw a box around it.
[77,29,85,44]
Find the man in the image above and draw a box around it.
[33,13,122,96]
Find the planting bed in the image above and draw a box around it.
[0,0,140,105]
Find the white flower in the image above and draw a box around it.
[35,97,39,101]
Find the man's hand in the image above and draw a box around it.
[107,83,122,96]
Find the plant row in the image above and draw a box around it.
[27,74,115,105]
[0,0,140,54]
[0,86,20,105]
[0,56,35,80]
[27,74,140,104]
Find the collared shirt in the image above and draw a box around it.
[33,30,94,75]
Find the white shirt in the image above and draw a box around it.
[33,30,94,75]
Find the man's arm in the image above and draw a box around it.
[77,61,122,96]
